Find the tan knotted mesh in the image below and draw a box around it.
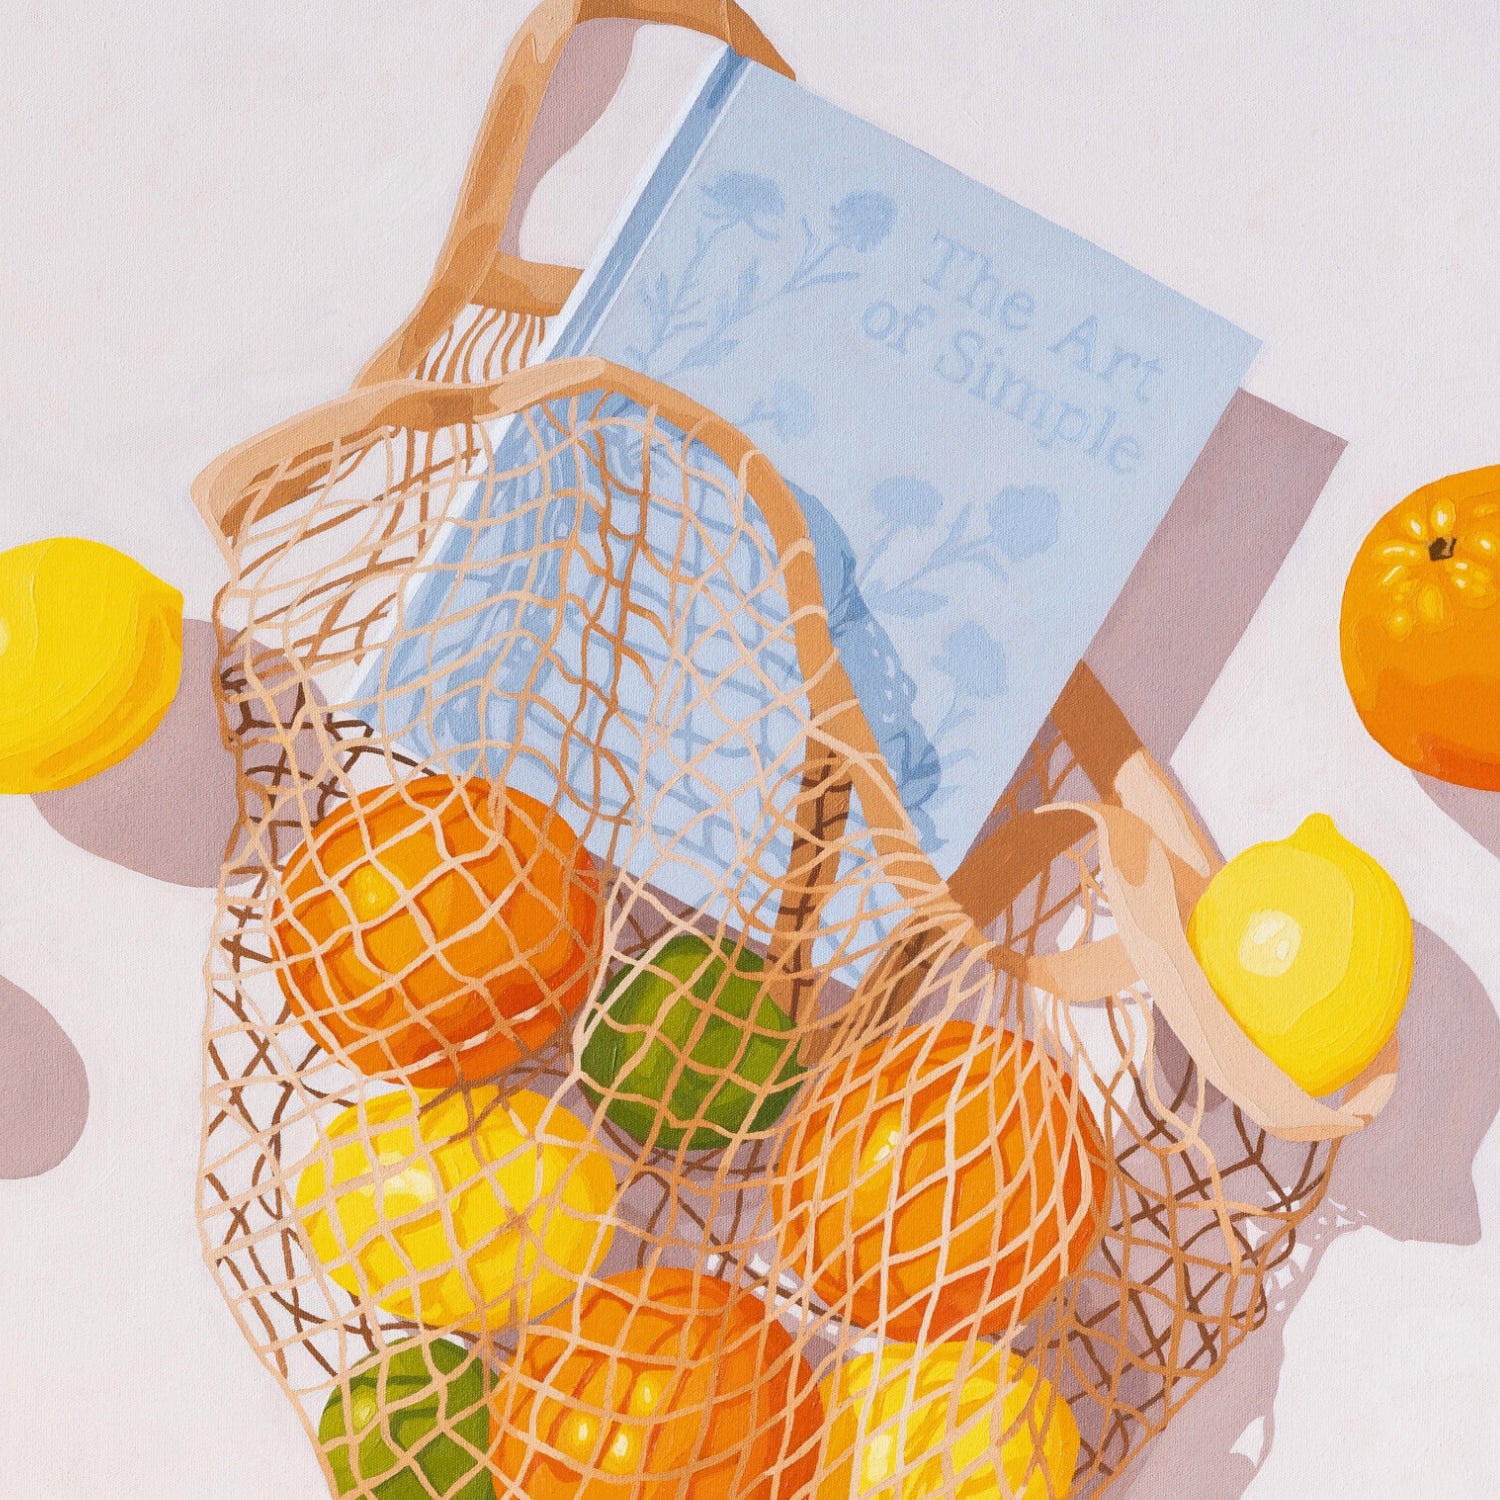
[981,727,1338,1491]
[197,362,1337,1499]
[412,304,551,386]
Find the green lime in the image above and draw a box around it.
[319,1338,491,1500]
[578,933,805,1151]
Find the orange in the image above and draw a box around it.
[271,775,602,1086]
[490,1268,822,1499]
[1341,465,1500,787]
[773,1020,1108,1342]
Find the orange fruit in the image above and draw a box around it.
[490,1268,822,1499]
[773,1020,1108,1342]
[1341,465,1500,787]
[271,775,602,1086]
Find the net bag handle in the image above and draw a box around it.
[948,663,1398,1143]
[193,354,978,991]
[354,0,792,387]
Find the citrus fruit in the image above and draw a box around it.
[0,537,182,793]
[577,933,804,1151]
[817,1342,1078,1500]
[490,1267,823,1499]
[1186,812,1412,1096]
[319,1338,492,1500]
[271,776,603,1087]
[1340,465,1500,787]
[774,1020,1109,1342]
[295,1086,616,1330]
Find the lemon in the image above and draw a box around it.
[817,1342,1078,1499]
[0,537,183,793]
[295,1087,616,1331]
[318,1339,492,1500]
[1186,813,1413,1096]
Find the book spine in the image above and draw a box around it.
[552,49,749,358]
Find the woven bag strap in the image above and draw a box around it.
[355,0,791,387]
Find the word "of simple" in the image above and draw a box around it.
[859,232,1162,473]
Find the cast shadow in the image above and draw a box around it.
[1415,772,1500,862]
[0,974,89,1179]
[1110,923,1500,1498]
[32,618,239,888]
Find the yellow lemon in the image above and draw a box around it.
[1186,813,1413,1096]
[295,1088,616,1331]
[817,1343,1078,1500]
[0,537,182,793]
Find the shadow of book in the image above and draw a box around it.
[1414,772,1500,861]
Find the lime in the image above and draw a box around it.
[319,1339,491,1500]
[578,933,804,1151]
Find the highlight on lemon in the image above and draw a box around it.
[1187,812,1413,1097]
[0,537,182,793]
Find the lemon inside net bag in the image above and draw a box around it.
[200,359,1358,1500]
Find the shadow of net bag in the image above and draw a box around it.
[194,357,1400,1499]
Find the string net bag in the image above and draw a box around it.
[194,4,1405,1489]
[351,0,793,392]
[192,354,1401,1499]
[193,356,1142,1500]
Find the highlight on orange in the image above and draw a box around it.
[489,1267,823,1499]
[270,775,603,1086]
[773,1020,1109,1342]
[1341,464,1500,788]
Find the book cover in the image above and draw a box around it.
[372,47,1259,878]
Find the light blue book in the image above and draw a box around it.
[363,47,1257,899]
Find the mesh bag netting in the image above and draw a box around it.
[349,0,793,392]
[194,359,1394,1499]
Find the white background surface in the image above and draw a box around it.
[2,2,1499,1494]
